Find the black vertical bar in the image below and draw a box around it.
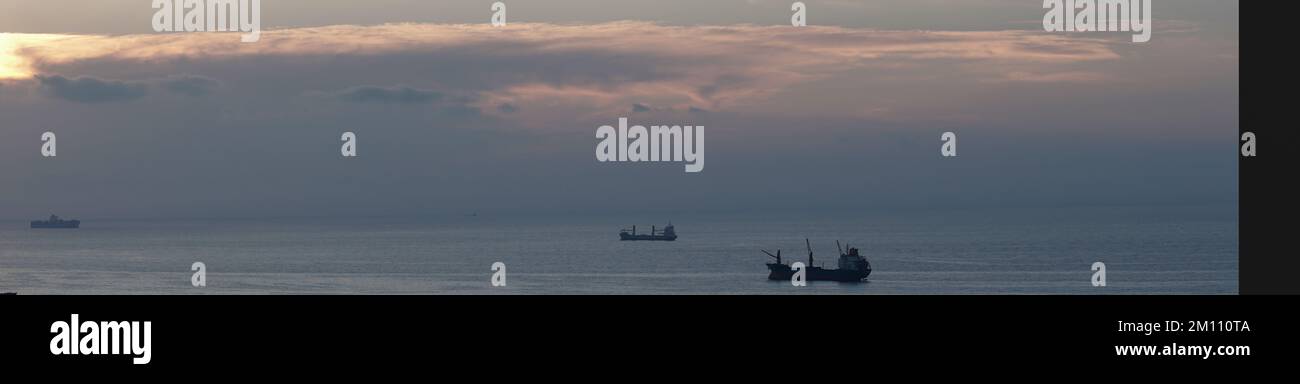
[1240,2,1296,294]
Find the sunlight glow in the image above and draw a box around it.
[0,33,68,79]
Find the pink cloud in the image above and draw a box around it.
[5,22,1128,122]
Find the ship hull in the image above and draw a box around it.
[31,221,80,229]
[767,263,869,282]
[619,233,676,241]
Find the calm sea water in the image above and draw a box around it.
[0,205,1237,294]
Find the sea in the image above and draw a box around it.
[0,205,1238,295]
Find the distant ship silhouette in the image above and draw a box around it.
[619,223,676,241]
[31,214,79,229]
[764,239,871,282]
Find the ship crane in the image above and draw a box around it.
[762,249,783,265]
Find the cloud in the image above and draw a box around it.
[328,85,448,104]
[160,74,221,96]
[34,74,148,103]
[5,22,1125,114]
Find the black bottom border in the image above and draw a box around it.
[2,295,1292,372]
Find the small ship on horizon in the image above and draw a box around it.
[764,239,871,282]
[31,215,80,229]
[619,224,677,241]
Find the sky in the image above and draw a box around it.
[0,0,1238,219]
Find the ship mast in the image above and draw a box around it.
[806,238,813,266]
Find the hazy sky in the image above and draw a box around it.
[0,1,1238,219]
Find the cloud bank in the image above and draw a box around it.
[5,22,1125,113]
[0,21,1237,218]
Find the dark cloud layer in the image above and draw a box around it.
[35,75,148,103]
[31,74,222,102]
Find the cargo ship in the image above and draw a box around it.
[763,239,871,282]
[30,215,80,229]
[619,224,676,241]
